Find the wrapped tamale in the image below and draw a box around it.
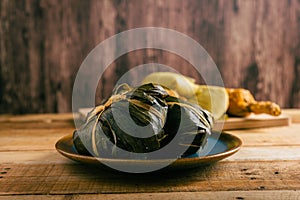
[163,96,213,156]
[74,83,169,157]
[73,83,213,159]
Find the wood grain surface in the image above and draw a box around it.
[0,111,300,199]
[0,0,299,114]
[0,191,299,200]
[0,161,300,195]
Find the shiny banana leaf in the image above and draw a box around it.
[73,83,169,158]
[73,83,213,159]
[162,96,213,156]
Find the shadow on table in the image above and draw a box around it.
[62,161,218,187]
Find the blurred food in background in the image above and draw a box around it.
[142,72,281,120]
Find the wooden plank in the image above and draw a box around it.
[0,129,73,151]
[0,114,75,133]
[0,134,72,151]
[0,130,72,151]
[228,124,300,147]
[0,124,299,152]
[1,145,300,165]
[215,114,291,131]
[1,190,300,200]
[1,124,299,152]
[0,113,74,123]
[0,128,73,137]
[0,161,299,195]
[227,146,300,161]
[0,113,75,130]
[282,109,300,123]
[0,150,72,164]
[0,121,74,130]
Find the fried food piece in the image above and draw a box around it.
[226,88,281,117]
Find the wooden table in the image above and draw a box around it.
[0,109,300,199]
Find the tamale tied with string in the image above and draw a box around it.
[73,83,213,159]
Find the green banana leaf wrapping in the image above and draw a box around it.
[73,83,213,159]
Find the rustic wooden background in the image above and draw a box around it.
[0,0,299,114]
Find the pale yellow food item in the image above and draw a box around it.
[142,72,229,120]
[189,85,229,120]
[142,72,197,98]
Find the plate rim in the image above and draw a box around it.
[55,131,242,167]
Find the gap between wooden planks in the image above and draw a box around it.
[0,161,299,195]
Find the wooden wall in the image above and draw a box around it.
[0,0,299,114]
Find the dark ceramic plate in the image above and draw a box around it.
[55,131,242,172]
